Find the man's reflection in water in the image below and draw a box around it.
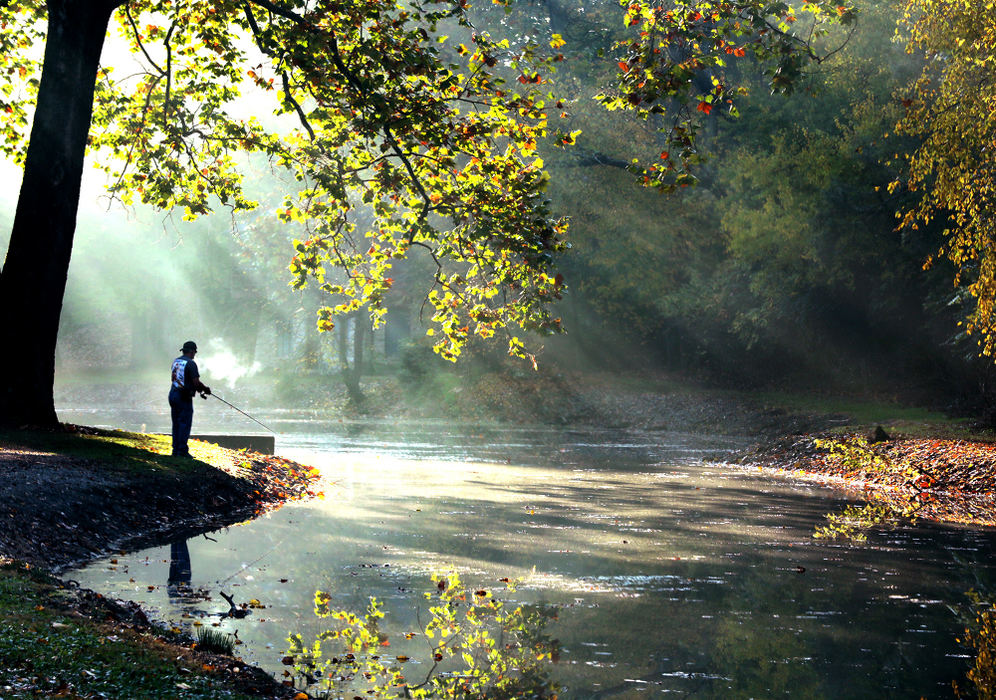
[167,538,192,599]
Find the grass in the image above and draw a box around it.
[196,627,237,656]
[0,426,241,476]
[0,561,260,699]
[754,390,992,439]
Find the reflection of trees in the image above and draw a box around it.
[555,546,975,699]
[710,617,823,699]
[286,572,560,699]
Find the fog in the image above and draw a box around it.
[1,0,990,425]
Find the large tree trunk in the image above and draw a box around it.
[0,0,122,426]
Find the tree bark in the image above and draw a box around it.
[336,315,364,405]
[352,314,366,381]
[0,0,122,426]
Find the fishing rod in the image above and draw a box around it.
[206,392,277,434]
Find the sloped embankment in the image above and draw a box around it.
[0,426,322,571]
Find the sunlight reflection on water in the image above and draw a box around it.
[68,421,996,699]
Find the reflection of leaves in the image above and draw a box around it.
[286,572,560,698]
[814,503,898,542]
[954,592,996,699]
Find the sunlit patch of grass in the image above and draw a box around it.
[0,562,257,699]
[0,427,240,476]
[755,391,988,438]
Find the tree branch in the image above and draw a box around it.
[572,148,629,169]
[243,0,434,236]
[123,4,165,76]
[242,1,316,141]
[163,21,176,130]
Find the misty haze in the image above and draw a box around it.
[2,1,996,699]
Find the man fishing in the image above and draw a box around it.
[169,340,211,458]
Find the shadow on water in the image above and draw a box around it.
[68,423,996,699]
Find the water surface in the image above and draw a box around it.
[70,421,994,698]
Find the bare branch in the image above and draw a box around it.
[163,21,176,130]
[243,0,435,234]
[123,4,165,76]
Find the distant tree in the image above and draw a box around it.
[0,0,853,427]
[893,0,996,357]
[550,0,949,383]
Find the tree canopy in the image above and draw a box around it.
[0,0,855,425]
[894,0,996,357]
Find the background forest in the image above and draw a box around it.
[4,0,992,421]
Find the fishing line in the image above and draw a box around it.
[215,537,287,586]
[209,393,277,434]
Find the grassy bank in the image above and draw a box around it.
[0,426,321,569]
[753,390,992,440]
[0,561,290,699]
[0,427,318,698]
[0,425,243,474]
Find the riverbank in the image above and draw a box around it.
[0,426,320,698]
[737,430,996,532]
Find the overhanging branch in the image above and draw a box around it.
[243,0,435,237]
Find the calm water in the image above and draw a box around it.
[68,419,996,699]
